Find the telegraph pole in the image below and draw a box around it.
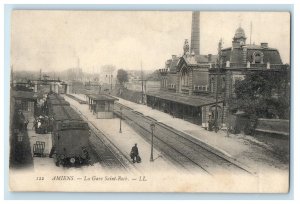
[214,39,223,132]
[141,61,144,103]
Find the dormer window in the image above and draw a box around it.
[252,51,264,64]
[254,53,261,63]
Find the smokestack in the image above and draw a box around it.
[190,11,200,55]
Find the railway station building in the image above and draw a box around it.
[146,41,222,128]
[147,11,289,129]
[86,94,118,119]
[209,26,289,126]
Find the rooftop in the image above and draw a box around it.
[12,90,38,100]
[146,91,222,107]
[86,94,119,101]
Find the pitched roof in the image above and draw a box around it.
[169,58,180,72]
[146,91,221,107]
[183,55,198,65]
[86,94,119,101]
[195,54,218,63]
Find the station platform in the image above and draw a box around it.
[26,118,56,169]
[64,95,181,174]
[68,94,289,175]
[114,97,289,173]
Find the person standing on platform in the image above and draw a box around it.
[130,143,140,163]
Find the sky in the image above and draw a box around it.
[11,11,290,72]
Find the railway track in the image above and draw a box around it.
[65,94,87,104]
[114,102,253,175]
[64,96,137,173]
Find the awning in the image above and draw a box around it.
[146,91,222,107]
[86,94,119,102]
[12,90,38,100]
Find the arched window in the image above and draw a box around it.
[254,53,261,63]
[181,67,189,86]
[252,51,264,64]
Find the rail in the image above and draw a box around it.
[114,102,254,175]
[68,102,138,173]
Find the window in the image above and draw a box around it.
[210,77,214,93]
[254,53,261,63]
[181,67,189,87]
[17,132,23,142]
[252,51,264,64]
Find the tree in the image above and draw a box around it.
[117,69,129,86]
[230,70,290,119]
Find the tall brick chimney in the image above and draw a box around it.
[190,11,200,55]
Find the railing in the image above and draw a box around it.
[181,85,189,90]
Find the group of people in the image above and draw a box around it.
[32,115,53,134]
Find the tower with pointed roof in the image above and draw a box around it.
[232,26,247,48]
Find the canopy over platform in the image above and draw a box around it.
[146,91,221,107]
[86,94,118,102]
[86,94,118,119]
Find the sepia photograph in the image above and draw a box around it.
[8,10,291,192]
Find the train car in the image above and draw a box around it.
[49,102,90,167]
[44,93,70,114]
[33,92,70,134]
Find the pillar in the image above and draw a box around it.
[34,84,38,92]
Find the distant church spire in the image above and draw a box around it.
[190,11,200,55]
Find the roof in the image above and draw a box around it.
[222,44,277,51]
[146,91,221,107]
[86,94,119,101]
[176,54,217,72]
[221,44,283,64]
[47,99,70,106]
[195,54,218,64]
[52,106,83,121]
[181,54,218,65]
[12,90,38,100]
[169,58,180,72]
[183,55,198,65]
[234,27,246,39]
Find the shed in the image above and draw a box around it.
[86,94,118,119]
[12,90,38,119]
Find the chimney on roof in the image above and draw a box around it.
[190,11,200,55]
[261,42,268,48]
[172,55,177,60]
[207,54,212,62]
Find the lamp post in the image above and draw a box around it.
[150,122,155,162]
[119,106,123,133]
